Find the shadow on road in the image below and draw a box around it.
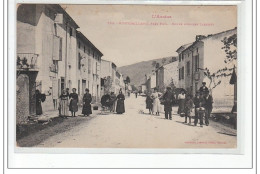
[217,132,237,137]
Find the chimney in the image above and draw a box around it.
[195,35,206,41]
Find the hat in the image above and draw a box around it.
[166,86,171,90]
[202,82,206,85]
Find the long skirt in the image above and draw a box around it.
[178,99,185,114]
[60,100,68,116]
[146,101,153,110]
[116,100,125,114]
[69,99,78,112]
[36,102,42,115]
[82,103,92,115]
[152,98,160,112]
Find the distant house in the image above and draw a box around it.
[100,60,119,95]
[176,28,237,112]
[155,57,178,93]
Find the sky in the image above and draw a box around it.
[62,5,237,67]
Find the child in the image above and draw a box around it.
[184,94,193,124]
[197,92,206,127]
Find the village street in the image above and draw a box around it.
[35,94,237,148]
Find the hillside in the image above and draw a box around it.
[118,57,175,87]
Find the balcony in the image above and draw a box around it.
[17,53,39,71]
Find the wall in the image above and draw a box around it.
[16,74,30,124]
[163,61,179,88]
[157,67,164,92]
[203,29,237,111]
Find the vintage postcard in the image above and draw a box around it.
[16,4,238,149]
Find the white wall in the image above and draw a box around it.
[203,29,237,111]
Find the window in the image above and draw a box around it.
[187,61,190,75]
[179,54,181,62]
[182,54,184,60]
[78,80,80,96]
[78,53,81,70]
[61,77,65,92]
[96,62,98,74]
[195,55,199,72]
[196,48,198,53]
[88,58,91,74]
[179,68,181,80]
[69,27,73,36]
[84,46,86,53]
[195,82,198,92]
[182,67,184,79]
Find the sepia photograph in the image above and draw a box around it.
[16,4,238,149]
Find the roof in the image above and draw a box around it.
[176,43,193,53]
[47,5,79,29]
[76,31,103,56]
[176,27,237,54]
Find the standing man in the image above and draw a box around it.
[199,82,209,95]
[110,92,117,113]
[204,90,213,126]
[162,87,175,120]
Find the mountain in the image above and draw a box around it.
[118,56,176,87]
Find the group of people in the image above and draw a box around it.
[145,87,168,117]
[101,90,125,114]
[178,82,213,127]
[59,88,93,117]
[145,82,213,127]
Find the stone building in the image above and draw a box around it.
[76,31,103,103]
[155,57,178,93]
[100,60,117,95]
[17,4,80,113]
[176,28,237,112]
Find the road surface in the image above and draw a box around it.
[36,94,236,148]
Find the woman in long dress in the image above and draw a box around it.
[151,88,161,116]
[69,88,79,117]
[82,88,92,116]
[145,92,153,114]
[36,90,43,115]
[178,89,186,116]
[59,89,69,117]
[116,90,125,114]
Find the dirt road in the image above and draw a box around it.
[36,94,236,148]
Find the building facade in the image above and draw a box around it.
[76,31,103,103]
[176,28,237,112]
[155,57,178,93]
[100,60,118,95]
[17,4,80,112]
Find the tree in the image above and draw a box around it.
[155,63,160,69]
[200,34,237,92]
[162,58,167,65]
[126,76,130,84]
[152,61,157,68]
[103,76,113,94]
[221,34,237,63]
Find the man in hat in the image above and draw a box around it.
[204,90,213,126]
[162,86,175,120]
[199,82,209,95]
[193,91,201,126]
